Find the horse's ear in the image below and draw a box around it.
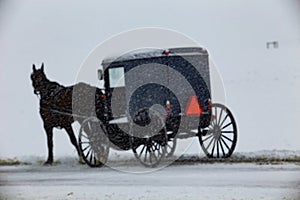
[41,63,44,72]
[32,64,36,72]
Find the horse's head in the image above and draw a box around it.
[31,63,47,95]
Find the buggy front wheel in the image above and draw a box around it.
[78,117,110,167]
[198,103,237,158]
[132,131,167,168]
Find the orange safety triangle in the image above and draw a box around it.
[185,95,203,116]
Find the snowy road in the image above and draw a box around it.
[1,162,300,200]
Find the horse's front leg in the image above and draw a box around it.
[44,126,54,165]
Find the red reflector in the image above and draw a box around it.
[163,49,170,55]
[101,94,105,99]
[185,95,203,116]
[166,100,171,115]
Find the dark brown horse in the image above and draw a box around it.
[31,63,105,165]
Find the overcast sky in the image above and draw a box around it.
[0,0,300,158]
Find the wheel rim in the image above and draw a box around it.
[78,118,109,167]
[199,103,237,158]
[165,136,177,158]
[165,116,180,158]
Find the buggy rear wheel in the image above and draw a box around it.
[198,103,237,158]
[78,117,110,167]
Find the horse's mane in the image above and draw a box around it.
[39,76,67,98]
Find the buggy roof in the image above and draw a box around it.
[102,47,207,66]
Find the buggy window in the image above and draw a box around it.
[108,67,125,88]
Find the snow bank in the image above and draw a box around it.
[2,150,299,167]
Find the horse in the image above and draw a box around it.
[30,63,105,165]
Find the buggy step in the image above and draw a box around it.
[176,132,197,139]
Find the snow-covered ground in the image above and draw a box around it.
[1,151,300,200]
[1,162,300,200]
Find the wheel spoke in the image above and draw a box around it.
[149,150,153,164]
[205,136,215,150]
[217,139,219,158]
[87,122,92,132]
[138,145,146,158]
[151,146,159,162]
[157,149,162,157]
[220,137,230,150]
[222,134,233,142]
[89,150,94,164]
[219,114,229,128]
[144,148,148,162]
[221,131,234,134]
[222,122,232,130]
[82,145,91,152]
[85,147,92,159]
[155,143,160,150]
[94,154,97,164]
[80,141,90,144]
[217,108,223,125]
[219,140,225,157]
[211,138,216,156]
[213,106,218,126]
[81,133,89,139]
[202,134,213,142]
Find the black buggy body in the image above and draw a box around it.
[101,47,212,131]
[78,47,238,167]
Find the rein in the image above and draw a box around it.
[39,106,89,119]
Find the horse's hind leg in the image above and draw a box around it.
[64,125,84,164]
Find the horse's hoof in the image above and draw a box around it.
[79,157,85,165]
[43,161,53,166]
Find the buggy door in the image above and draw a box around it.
[105,66,127,120]
[124,59,170,126]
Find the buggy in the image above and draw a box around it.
[78,47,238,167]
